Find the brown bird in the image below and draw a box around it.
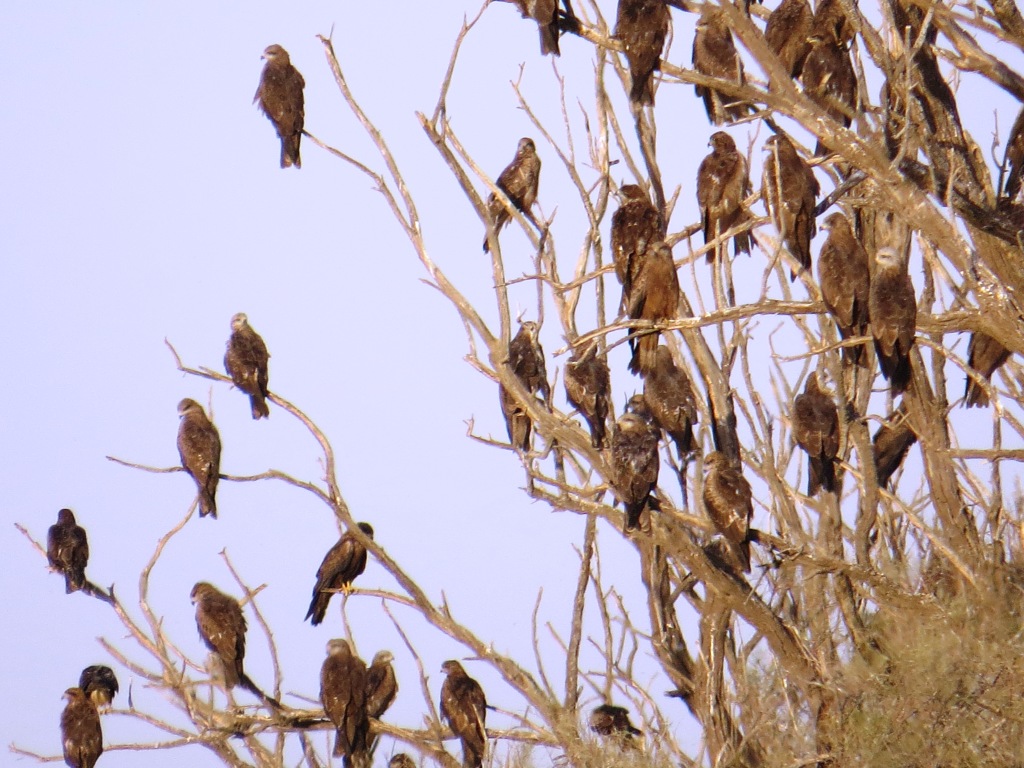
[79,666,119,710]
[702,451,753,573]
[792,372,839,495]
[611,184,663,310]
[306,522,375,626]
[321,639,371,768]
[440,660,488,768]
[47,508,88,594]
[762,134,819,278]
[610,398,661,531]
[801,34,858,155]
[614,0,670,106]
[564,340,611,448]
[812,0,855,46]
[589,703,643,744]
[254,44,305,169]
[224,312,270,420]
[643,346,698,459]
[964,332,1011,408]
[390,755,416,768]
[869,247,916,394]
[693,9,749,125]
[817,212,870,366]
[764,0,813,79]
[61,687,102,768]
[499,321,550,452]
[483,138,541,252]
[177,398,221,518]
[697,131,752,261]
[1002,106,1024,201]
[872,404,916,488]
[191,582,252,691]
[626,240,680,376]
[508,0,561,55]
[366,650,398,721]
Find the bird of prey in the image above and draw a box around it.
[254,44,305,169]
[702,451,753,573]
[224,312,270,420]
[565,340,611,449]
[1002,106,1024,201]
[872,405,916,488]
[614,0,670,106]
[61,687,102,768]
[440,660,487,768]
[692,9,749,125]
[764,0,813,79]
[321,639,370,768]
[811,0,855,46]
[697,131,752,261]
[482,138,541,252]
[366,650,398,721]
[964,332,1011,408]
[306,522,375,626]
[499,321,550,452]
[643,346,698,459]
[190,582,250,690]
[47,508,88,594]
[801,34,858,155]
[589,703,643,744]
[869,247,916,394]
[626,240,680,376]
[610,398,661,531]
[792,372,839,495]
[817,212,870,366]
[177,399,221,518]
[762,134,819,278]
[611,184,663,310]
[79,666,119,710]
[508,0,561,55]
[390,756,416,768]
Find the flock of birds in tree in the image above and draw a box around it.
[42,0,1024,763]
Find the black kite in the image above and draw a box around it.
[483,138,541,252]
[47,508,88,594]
[177,398,221,518]
[440,660,487,768]
[306,522,374,626]
[224,312,270,420]
[254,44,305,169]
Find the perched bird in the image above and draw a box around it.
[811,0,855,46]
[610,398,661,531]
[792,372,839,495]
[964,332,1011,408]
[390,755,416,768]
[321,639,370,768]
[79,666,119,710]
[306,522,375,626]
[817,212,870,366]
[872,405,916,488]
[440,660,488,768]
[626,240,680,376]
[589,703,643,743]
[499,321,550,452]
[869,247,916,394]
[764,0,813,79]
[366,650,398,721]
[482,138,541,252]
[692,10,749,125]
[47,508,88,594]
[1001,106,1024,201]
[697,131,752,260]
[614,0,670,106]
[564,340,611,449]
[801,34,858,155]
[643,346,698,459]
[191,582,250,691]
[611,184,663,310]
[702,451,753,573]
[224,313,271,420]
[254,44,305,169]
[177,399,221,518]
[762,134,819,278]
[61,687,102,768]
[508,0,561,55]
